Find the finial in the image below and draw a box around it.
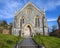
[43,7,45,14]
[14,8,18,15]
[15,10,17,14]
[43,7,45,12]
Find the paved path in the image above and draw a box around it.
[16,38,40,48]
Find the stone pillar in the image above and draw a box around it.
[42,13,48,36]
[42,16,45,35]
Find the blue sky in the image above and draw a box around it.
[0,0,60,29]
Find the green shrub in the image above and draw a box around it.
[0,33,23,48]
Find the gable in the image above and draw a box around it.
[15,2,44,16]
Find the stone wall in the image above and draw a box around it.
[2,29,10,34]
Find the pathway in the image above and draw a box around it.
[15,38,41,48]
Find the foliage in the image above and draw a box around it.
[33,34,60,48]
[52,25,57,32]
[0,20,8,29]
[0,29,2,33]
[0,33,23,48]
[0,20,13,34]
[9,22,13,34]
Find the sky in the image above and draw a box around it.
[0,0,60,30]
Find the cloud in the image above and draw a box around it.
[0,0,60,19]
[44,0,60,11]
[30,0,60,11]
[47,18,57,22]
[0,0,22,19]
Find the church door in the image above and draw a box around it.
[24,26,31,37]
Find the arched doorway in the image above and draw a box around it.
[24,24,32,37]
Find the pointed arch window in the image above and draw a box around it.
[22,18,24,23]
[20,16,24,28]
[35,16,40,27]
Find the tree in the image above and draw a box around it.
[9,23,13,27]
[2,20,7,25]
[52,25,57,32]
[9,22,13,34]
[0,20,8,29]
[0,20,8,33]
[0,20,2,26]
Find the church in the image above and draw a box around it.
[12,2,48,37]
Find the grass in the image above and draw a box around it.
[0,33,23,48]
[33,34,60,48]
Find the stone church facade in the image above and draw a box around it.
[12,2,48,37]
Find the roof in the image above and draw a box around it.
[15,2,44,16]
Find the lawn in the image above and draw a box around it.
[33,34,60,48]
[0,33,23,48]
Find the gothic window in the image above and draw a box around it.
[35,16,40,27]
[35,18,37,27]
[38,18,40,27]
[20,19,22,28]
[20,16,24,28]
[22,19,24,23]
